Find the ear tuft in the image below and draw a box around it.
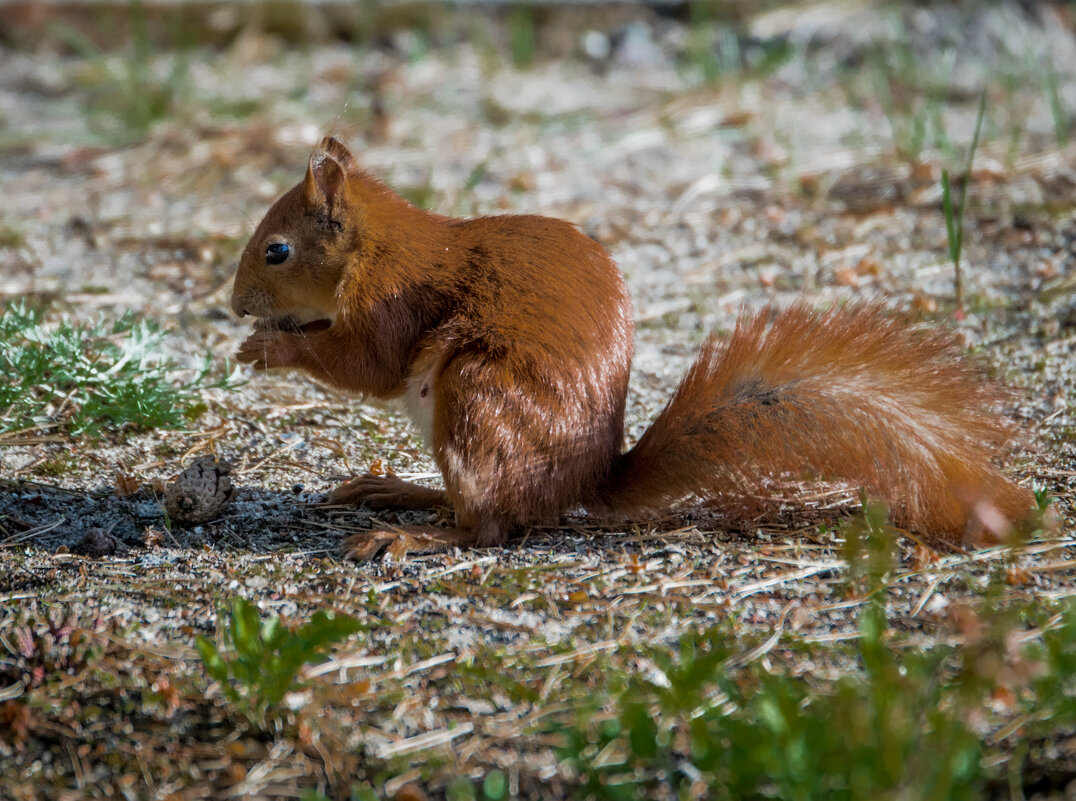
[304,152,349,212]
[318,137,358,173]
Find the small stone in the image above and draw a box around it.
[72,527,121,558]
[613,22,666,68]
[582,30,611,61]
[164,456,234,526]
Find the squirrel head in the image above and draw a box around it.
[230,136,364,333]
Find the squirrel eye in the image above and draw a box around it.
[265,242,290,265]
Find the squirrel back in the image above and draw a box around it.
[231,137,1033,555]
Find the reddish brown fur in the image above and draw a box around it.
[231,137,1032,558]
[607,305,1031,548]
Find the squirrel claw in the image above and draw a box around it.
[341,530,405,561]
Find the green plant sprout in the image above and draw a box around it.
[1043,66,1070,147]
[941,92,986,318]
[0,300,238,438]
[508,4,536,69]
[1034,485,1053,516]
[195,597,364,727]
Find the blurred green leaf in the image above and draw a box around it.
[195,597,364,727]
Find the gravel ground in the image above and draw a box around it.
[3,2,1076,798]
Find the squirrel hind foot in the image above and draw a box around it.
[340,524,496,562]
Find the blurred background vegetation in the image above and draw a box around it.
[2,0,1073,156]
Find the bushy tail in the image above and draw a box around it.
[604,304,1032,548]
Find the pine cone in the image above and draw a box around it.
[164,456,233,526]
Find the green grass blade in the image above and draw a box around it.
[955,91,987,251]
[941,168,959,264]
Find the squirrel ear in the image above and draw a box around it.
[318,136,358,173]
[304,151,350,215]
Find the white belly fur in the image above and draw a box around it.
[402,351,439,447]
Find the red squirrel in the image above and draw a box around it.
[230,136,1032,560]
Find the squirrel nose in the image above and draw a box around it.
[230,292,251,318]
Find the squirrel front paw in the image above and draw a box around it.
[236,329,295,370]
[327,474,445,510]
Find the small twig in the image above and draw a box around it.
[303,653,388,680]
[730,564,838,598]
[909,573,946,618]
[0,516,65,547]
[372,723,474,759]
[719,602,796,670]
[235,436,305,475]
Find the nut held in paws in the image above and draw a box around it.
[164,456,234,525]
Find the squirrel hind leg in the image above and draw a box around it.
[431,351,621,536]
